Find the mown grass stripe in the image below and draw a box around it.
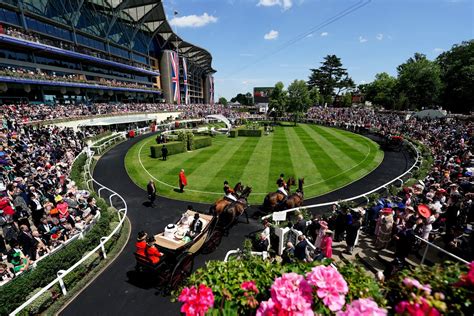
[240,134,273,195]
[203,137,261,192]
[268,127,295,189]
[284,126,326,190]
[324,127,371,153]
[305,125,366,163]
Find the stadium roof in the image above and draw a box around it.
[100,0,215,73]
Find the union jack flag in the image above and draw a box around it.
[182,57,189,105]
[209,76,214,105]
[170,51,180,104]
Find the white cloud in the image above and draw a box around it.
[306,33,313,38]
[359,36,367,43]
[169,13,218,28]
[320,32,328,37]
[376,33,383,40]
[433,48,445,53]
[264,29,279,40]
[257,0,293,10]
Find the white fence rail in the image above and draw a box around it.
[89,133,126,155]
[10,138,128,316]
[224,249,270,262]
[416,236,469,265]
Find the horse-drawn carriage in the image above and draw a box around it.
[382,135,404,152]
[134,210,220,291]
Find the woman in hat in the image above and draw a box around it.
[315,230,333,261]
[375,208,394,249]
[135,231,147,256]
[314,220,328,249]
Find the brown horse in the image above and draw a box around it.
[282,178,304,210]
[218,186,252,229]
[210,182,243,216]
[262,177,295,213]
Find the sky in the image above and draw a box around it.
[164,0,474,100]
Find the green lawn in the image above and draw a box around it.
[124,124,384,204]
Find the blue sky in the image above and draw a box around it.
[165,0,473,100]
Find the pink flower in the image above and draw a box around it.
[395,299,440,316]
[241,280,259,293]
[336,298,387,316]
[257,273,314,315]
[306,265,348,311]
[178,284,214,316]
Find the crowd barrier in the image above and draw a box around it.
[9,137,128,316]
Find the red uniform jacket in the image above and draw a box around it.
[146,246,163,264]
[179,171,187,186]
[135,240,146,257]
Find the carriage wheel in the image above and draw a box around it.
[170,252,194,290]
[201,229,223,254]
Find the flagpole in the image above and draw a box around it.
[174,10,180,105]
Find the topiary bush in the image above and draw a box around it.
[150,141,186,158]
[229,130,237,138]
[192,137,212,150]
[238,129,262,137]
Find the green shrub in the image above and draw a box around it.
[24,287,56,315]
[238,129,262,137]
[229,130,237,138]
[150,141,186,158]
[192,137,212,150]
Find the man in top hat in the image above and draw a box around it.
[135,231,147,256]
[144,236,163,264]
[189,213,203,238]
[223,181,237,202]
[276,174,288,196]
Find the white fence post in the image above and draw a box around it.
[57,270,67,296]
[100,237,108,259]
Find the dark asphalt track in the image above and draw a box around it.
[60,131,413,316]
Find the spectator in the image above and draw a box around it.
[178,169,187,193]
[315,230,333,261]
[281,242,295,264]
[161,145,168,161]
[294,235,309,261]
[147,180,157,207]
[293,214,307,234]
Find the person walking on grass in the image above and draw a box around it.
[161,145,168,161]
[178,169,187,193]
[147,180,156,207]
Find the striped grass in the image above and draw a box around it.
[124,124,384,204]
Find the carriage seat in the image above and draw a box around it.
[134,252,164,271]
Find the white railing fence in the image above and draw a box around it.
[416,236,469,265]
[224,249,270,262]
[10,138,128,316]
[89,133,126,155]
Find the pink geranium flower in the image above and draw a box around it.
[257,273,314,316]
[178,284,214,316]
[241,280,259,293]
[395,298,440,316]
[306,265,348,311]
[336,298,387,316]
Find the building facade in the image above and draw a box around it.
[0,0,215,104]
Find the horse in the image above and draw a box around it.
[209,182,243,216]
[282,178,304,210]
[262,177,295,213]
[218,186,252,230]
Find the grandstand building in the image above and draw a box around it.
[0,0,215,104]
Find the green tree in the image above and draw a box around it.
[218,97,228,106]
[342,92,353,107]
[365,72,398,109]
[397,53,442,110]
[230,93,253,106]
[287,79,311,125]
[308,54,355,105]
[269,81,288,117]
[436,40,474,114]
[308,87,320,106]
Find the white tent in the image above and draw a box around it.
[412,109,447,119]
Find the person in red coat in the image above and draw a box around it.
[135,231,147,256]
[144,236,163,264]
[178,169,187,193]
[315,230,333,260]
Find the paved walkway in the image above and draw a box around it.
[60,132,413,316]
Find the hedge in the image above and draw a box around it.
[150,141,186,158]
[229,130,237,138]
[238,129,262,137]
[192,137,212,150]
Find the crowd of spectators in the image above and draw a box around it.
[0,25,153,72]
[275,107,473,266]
[0,111,101,285]
[0,66,153,91]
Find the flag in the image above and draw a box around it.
[209,76,214,105]
[170,51,180,104]
[182,57,189,105]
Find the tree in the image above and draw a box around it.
[364,72,398,109]
[230,93,253,106]
[436,40,474,114]
[341,93,352,107]
[397,53,442,110]
[268,81,288,117]
[218,97,228,106]
[308,55,355,105]
[308,87,320,106]
[287,80,311,125]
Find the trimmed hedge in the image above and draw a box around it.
[150,141,186,158]
[238,129,262,137]
[229,130,237,138]
[192,137,212,150]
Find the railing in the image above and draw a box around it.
[10,137,128,316]
[263,139,422,224]
[416,236,469,265]
[90,133,126,155]
[224,249,270,262]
